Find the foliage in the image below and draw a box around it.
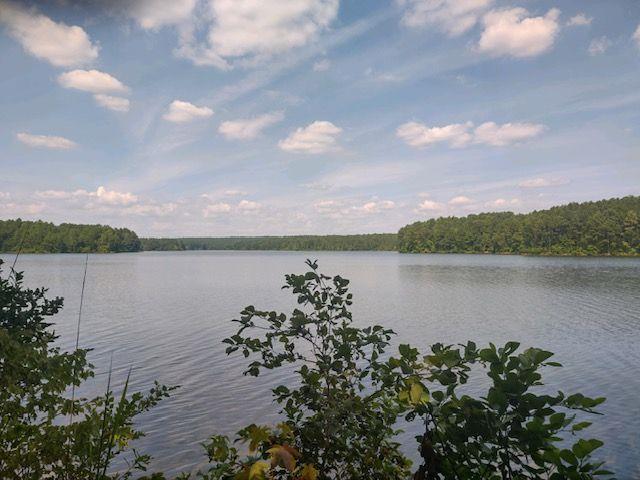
[182,261,611,480]
[0,259,172,479]
[386,341,611,479]
[140,234,398,252]
[188,259,411,480]
[398,195,640,256]
[0,218,142,253]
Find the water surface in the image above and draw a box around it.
[4,251,639,476]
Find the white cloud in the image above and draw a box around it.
[175,0,339,69]
[279,120,342,154]
[162,100,214,123]
[16,132,77,150]
[485,197,520,208]
[399,0,493,36]
[416,199,444,211]
[0,192,10,199]
[127,0,197,29]
[218,112,283,140]
[566,13,592,27]
[518,177,569,188]
[473,122,546,146]
[203,202,232,217]
[58,70,129,94]
[0,201,45,216]
[448,195,472,205]
[478,8,561,58]
[0,1,98,67]
[357,200,396,213]
[125,203,178,216]
[397,121,545,148]
[588,36,611,56]
[313,58,331,71]
[37,186,137,206]
[94,94,130,112]
[396,121,473,148]
[237,199,261,211]
[314,199,396,218]
[634,24,640,49]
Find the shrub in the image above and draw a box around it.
[0,259,172,479]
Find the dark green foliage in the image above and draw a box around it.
[398,196,640,256]
[387,341,611,479]
[140,234,397,252]
[0,219,142,253]
[0,259,172,479]
[185,260,411,479]
[189,261,611,480]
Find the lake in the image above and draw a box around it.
[3,251,640,477]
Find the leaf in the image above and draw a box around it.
[267,444,299,472]
[299,464,319,480]
[248,460,270,480]
[409,382,429,405]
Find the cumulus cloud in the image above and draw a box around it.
[58,69,129,94]
[397,120,545,148]
[127,0,197,29]
[473,122,546,146]
[174,0,339,69]
[125,203,178,216]
[416,199,444,211]
[94,94,130,112]
[314,199,396,218]
[237,199,261,211]
[588,36,611,56]
[162,100,214,123]
[0,1,98,67]
[485,198,520,208]
[478,8,561,58]
[634,24,640,49]
[218,112,283,140]
[203,202,231,217]
[399,0,493,36]
[17,132,77,150]
[448,195,472,205]
[396,121,473,148]
[37,186,137,206]
[279,120,342,154]
[518,177,569,188]
[313,58,331,71]
[566,13,592,27]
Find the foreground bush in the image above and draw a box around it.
[0,259,172,479]
[189,260,612,480]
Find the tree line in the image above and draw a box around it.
[2,196,639,255]
[0,219,142,253]
[398,196,640,256]
[140,234,398,252]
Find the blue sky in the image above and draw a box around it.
[0,0,639,236]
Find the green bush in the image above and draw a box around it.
[0,259,172,479]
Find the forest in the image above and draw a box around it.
[398,196,640,256]
[140,234,398,252]
[2,196,639,255]
[0,219,142,253]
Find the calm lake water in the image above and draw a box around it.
[3,251,640,477]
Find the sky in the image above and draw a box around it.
[0,0,639,237]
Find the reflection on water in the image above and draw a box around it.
[3,251,640,477]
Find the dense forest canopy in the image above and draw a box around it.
[0,219,141,253]
[2,196,639,255]
[141,234,398,252]
[398,196,640,256]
